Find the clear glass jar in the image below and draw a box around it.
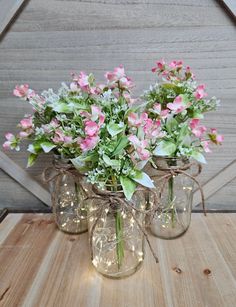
[149,157,194,239]
[87,187,146,279]
[51,156,88,234]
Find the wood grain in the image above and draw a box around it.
[0,151,51,206]
[0,213,236,306]
[0,0,235,210]
[193,160,236,207]
[0,0,26,36]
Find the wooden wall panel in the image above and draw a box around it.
[0,0,235,210]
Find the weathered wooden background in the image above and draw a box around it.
[0,0,235,211]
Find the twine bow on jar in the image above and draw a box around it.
[151,161,206,216]
[85,185,160,263]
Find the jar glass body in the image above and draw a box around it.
[150,157,193,239]
[88,189,145,278]
[51,156,88,234]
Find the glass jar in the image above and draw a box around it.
[51,156,88,234]
[87,187,146,278]
[149,157,194,239]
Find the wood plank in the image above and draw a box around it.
[6,0,232,33]
[219,0,236,19]
[0,0,26,36]
[193,160,236,207]
[0,213,23,244]
[0,151,51,206]
[0,208,8,223]
[0,214,57,306]
[0,213,235,306]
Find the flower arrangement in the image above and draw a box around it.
[142,59,223,163]
[141,59,224,239]
[3,60,224,276]
[3,66,156,201]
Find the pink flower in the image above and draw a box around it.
[123,93,137,105]
[52,130,66,143]
[64,136,73,144]
[80,135,99,152]
[167,96,188,114]
[85,121,100,137]
[105,65,125,82]
[78,72,90,92]
[128,113,140,127]
[160,109,169,119]
[128,112,148,127]
[3,133,18,150]
[52,130,74,144]
[70,82,79,91]
[50,119,59,128]
[194,84,207,100]
[209,128,224,144]
[81,105,105,127]
[143,119,162,139]
[152,59,165,72]
[190,119,207,138]
[201,140,211,153]
[71,71,96,94]
[19,117,33,130]
[169,60,183,69]
[105,65,134,90]
[91,105,105,126]
[186,66,191,73]
[192,126,207,138]
[119,76,134,89]
[19,131,31,138]
[189,119,200,130]
[13,84,35,100]
[128,135,150,161]
[153,103,169,119]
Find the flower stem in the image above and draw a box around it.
[111,175,124,270]
[168,176,175,228]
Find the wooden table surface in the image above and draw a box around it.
[0,213,236,307]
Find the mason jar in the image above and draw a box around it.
[149,157,194,239]
[51,155,88,234]
[87,186,146,278]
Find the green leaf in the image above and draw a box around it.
[103,154,120,168]
[52,103,72,113]
[71,158,86,172]
[27,153,38,167]
[166,117,178,133]
[41,142,56,153]
[27,142,42,154]
[112,136,129,156]
[191,151,206,164]
[187,109,204,119]
[179,94,189,106]
[153,140,176,156]
[177,124,189,143]
[131,171,155,188]
[107,122,125,137]
[120,176,136,200]
[71,153,98,172]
